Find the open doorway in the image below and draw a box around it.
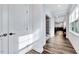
[46,15,50,39]
[55,21,66,38]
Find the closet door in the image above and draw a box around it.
[8,5,30,53]
[2,5,9,54]
[13,5,30,50]
[0,5,9,54]
[0,5,2,54]
[14,5,29,36]
[8,5,18,54]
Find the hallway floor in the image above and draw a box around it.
[27,31,77,54]
[42,31,77,54]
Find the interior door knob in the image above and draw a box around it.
[0,35,2,37]
[2,33,7,37]
[9,33,15,35]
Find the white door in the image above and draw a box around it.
[0,5,2,54]
[14,5,29,36]
[2,5,9,54]
[14,5,29,51]
[0,5,9,54]
[8,5,18,54]
[14,5,30,51]
[8,5,30,53]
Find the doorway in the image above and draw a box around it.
[46,15,50,38]
[55,22,66,38]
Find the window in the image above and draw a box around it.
[69,6,79,35]
[75,7,79,19]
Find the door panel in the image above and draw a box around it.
[0,5,9,54]
[8,5,18,54]
[2,5,9,54]
[0,5,2,54]
[14,5,29,36]
[8,4,30,53]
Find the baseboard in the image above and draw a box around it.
[19,45,33,54]
[33,47,43,53]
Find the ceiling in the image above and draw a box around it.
[44,4,71,17]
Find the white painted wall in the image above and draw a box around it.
[31,4,46,53]
[66,5,79,53]
[49,17,54,38]
[19,5,33,54]
[12,4,46,54]
[55,16,66,28]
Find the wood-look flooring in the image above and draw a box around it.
[42,31,77,54]
[26,50,40,54]
[27,31,77,54]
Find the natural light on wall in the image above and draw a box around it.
[18,29,40,50]
[69,6,79,35]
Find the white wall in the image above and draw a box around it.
[16,4,46,54]
[31,4,46,53]
[66,5,79,53]
[49,17,54,38]
[55,16,66,28]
